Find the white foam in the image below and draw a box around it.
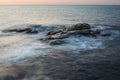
[0,39,53,63]
[0,25,119,63]
[91,25,111,30]
[52,36,103,51]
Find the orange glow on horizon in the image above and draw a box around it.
[0,0,120,5]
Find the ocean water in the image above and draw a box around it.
[0,5,120,28]
[0,5,120,80]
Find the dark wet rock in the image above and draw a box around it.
[48,39,66,45]
[46,30,63,36]
[66,23,91,31]
[25,29,38,34]
[40,23,112,45]
[40,33,69,41]
[65,29,100,37]
[45,29,101,40]
[90,29,101,34]
[69,30,91,35]
[101,34,111,37]
[2,29,18,33]
[90,30,101,37]
[2,23,111,46]
[16,28,31,32]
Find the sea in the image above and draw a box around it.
[0,5,120,80]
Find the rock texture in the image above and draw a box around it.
[40,23,111,45]
[2,23,111,45]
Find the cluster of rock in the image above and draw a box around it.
[40,23,111,45]
[2,23,111,45]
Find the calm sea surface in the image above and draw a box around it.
[0,5,120,28]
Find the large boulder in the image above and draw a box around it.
[67,23,91,31]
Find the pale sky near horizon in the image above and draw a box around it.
[0,0,120,5]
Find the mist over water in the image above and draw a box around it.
[0,5,120,80]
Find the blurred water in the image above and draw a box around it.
[0,5,120,80]
[0,5,120,62]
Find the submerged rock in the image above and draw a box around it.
[2,29,18,33]
[101,34,111,37]
[25,29,38,34]
[41,29,101,42]
[46,30,63,36]
[48,39,66,45]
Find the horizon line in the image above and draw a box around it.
[0,4,120,6]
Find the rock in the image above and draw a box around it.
[40,33,70,41]
[16,28,31,32]
[46,30,62,36]
[10,29,18,32]
[26,30,38,34]
[69,29,101,36]
[41,29,100,41]
[90,29,101,34]
[2,29,18,33]
[77,30,91,35]
[65,29,91,36]
[16,29,26,32]
[25,29,38,34]
[67,23,91,31]
[89,30,101,37]
[101,34,111,37]
[48,39,66,45]
[39,23,112,45]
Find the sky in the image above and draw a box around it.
[0,0,120,5]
